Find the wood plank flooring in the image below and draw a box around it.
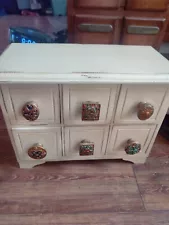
[1,212,169,225]
[0,133,169,224]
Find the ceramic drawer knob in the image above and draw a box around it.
[28,144,47,159]
[125,139,141,155]
[82,101,101,121]
[22,101,39,121]
[80,140,94,156]
[137,102,154,120]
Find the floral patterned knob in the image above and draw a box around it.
[28,144,47,159]
[80,140,94,156]
[22,101,39,121]
[125,139,141,155]
[137,102,154,120]
[82,101,101,121]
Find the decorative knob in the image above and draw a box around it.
[80,140,94,156]
[28,144,47,159]
[125,139,141,155]
[22,101,39,121]
[137,102,154,120]
[82,101,101,121]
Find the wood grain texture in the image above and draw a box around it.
[134,135,169,210]
[126,0,169,11]
[0,212,169,225]
[0,161,144,214]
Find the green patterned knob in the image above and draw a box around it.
[125,139,141,155]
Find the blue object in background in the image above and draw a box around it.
[16,0,30,10]
[0,0,19,14]
[9,27,55,43]
[51,0,67,16]
[0,8,7,16]
[9,26,68,44]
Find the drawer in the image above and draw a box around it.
[75,0,125,9]
[64,126,109,157]
[115,85,168,124]
[106,125,155,156]
[2,84,60,125]
[74,15,122,44]
[122,17,165,48]
[12,127,62,161]
[63,84,119,125]
[125,0,168,11]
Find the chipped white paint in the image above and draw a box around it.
[0,44,169,83]
[0,44,169,168]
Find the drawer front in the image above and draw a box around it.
[12,127,62,160]
[125,0,168,11]
[64,126,109,157]
[122,17,165,48]
[75,0,124,9]
[74,15,122,44]
[115,85,168,124]
[107,125,155,156]
[63,84,119,125]
[2,84,60,125]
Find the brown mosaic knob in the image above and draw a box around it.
[82,101,101,121]
[125,139,141,155]
[22,101,39,121]
[28,144,47,159]
[80,140,94,156]
[137,102,154,120]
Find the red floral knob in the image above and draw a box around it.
[22,101,39,121]
[28,144,47,159]
[80,140,94,156]
[82,101,101,121]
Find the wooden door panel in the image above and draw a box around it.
[122,17,165,47]
[74,15,122,44]
[126,0,168,11]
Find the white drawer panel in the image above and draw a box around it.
[115,85,168,124]
[2,84,60,125]
[12,127,62,161]
[64,126,109,157]
[107,125,155,156]
[63,84,119,125]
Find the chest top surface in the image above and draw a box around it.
[0,43,169,83]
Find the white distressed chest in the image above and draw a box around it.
[0,44,169,168]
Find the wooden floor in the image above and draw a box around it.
[0,129,169,224]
